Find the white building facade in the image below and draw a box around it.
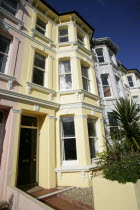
[92,37,140,138]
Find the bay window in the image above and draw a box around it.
[59,27,68,43]
[59,60,72,90]
[33,53,46,86]
[95,48,105,63]
[81,65,90,92]
[101,74,111,97]
[87,119,97,159]
[61,117,77,162]
[0,0,18,16]
[127,76,134,87]
[0,35,10,73]
[36,18,46,35]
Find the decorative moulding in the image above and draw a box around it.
[26,82,55,97]
[0,7,24,30]
[0,88,59,109]
[30,28,53,44]
[0,73,16,90]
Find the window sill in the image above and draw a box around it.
[55,159,100,173]
[0,7,24,30]
[26,82,55,99]
[30,29,53,45]
[0,72,16,90]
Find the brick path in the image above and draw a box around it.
[27,186,94,210]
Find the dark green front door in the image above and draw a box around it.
[17,128,37,186]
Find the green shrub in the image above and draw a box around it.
[103,152,140,183]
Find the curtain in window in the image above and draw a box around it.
[59,61,72,90]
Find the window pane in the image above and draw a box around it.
[88,119,96,137]
[63,138,77,160]
[98,57,104,62]
[33,68,44,86]
[82,77,89,91]
[5,0,17,9]
[77,33,84,42]
[0,112,3,124]
[96,48,103,56]
[101,74,109,85]
[103,86,111,97]
[59,37,68,42]
[129,81,134,87]
[89,138,96,159]
[36,18,46,30]
[60,61,71,74]
[127,76,133,82]
[61,117,75,137]
[34,53,45,69]
[59,28,68,36]
[81,66,88,78]
[60,74,72,90]
[21,116,37,127]
[36,26,45,35]
[0,35,10,54]
[108,112,118,126]
[0,54,7,73]
[1,2,16,15]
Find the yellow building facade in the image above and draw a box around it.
[0,0,105,198]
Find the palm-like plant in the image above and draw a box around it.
[112,98,140,149]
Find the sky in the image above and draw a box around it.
[44,0,140,71]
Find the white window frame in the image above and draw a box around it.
[133,96,138,104]
[61,117,78,166]
[77,32,84,46]
[95,48,105,63]
[0,35,11,74]
[32,52,46,86]
[35,17,46,36]
[81,65,90,92]
[59,60,72,90]
[87,119,98,161]
[115,76,122,97]
[107,112,118,136]
[0,0,18,16]
[59,27,69,43]
[127,76,134,87]
[101,74,112,97]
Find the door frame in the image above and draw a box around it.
[16,114,39,187]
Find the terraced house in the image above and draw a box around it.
[0,0,105,205]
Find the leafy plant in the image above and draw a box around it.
[112,98,140,149]
[98,98,140,183]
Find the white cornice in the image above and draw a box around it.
[60,102,103,113]
[0,7,24,30]
[0,88,59,109]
